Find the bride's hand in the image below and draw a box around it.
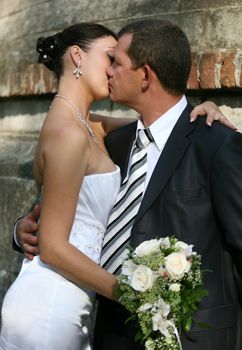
[190,101,236,129]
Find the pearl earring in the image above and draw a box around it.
[73,61,82,79]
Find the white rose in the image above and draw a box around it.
[121,260,137,278]
[152,313,172,338]
[169,283,181,292]
[159,237,171,249]
[175,241,194,257]
[134,239,161,257]
[165,252,191,280]
[130,265,154,292]
[175,241,188,251]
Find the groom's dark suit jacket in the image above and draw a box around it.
[94,104,242,350]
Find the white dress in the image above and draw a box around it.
[0,166,120,350]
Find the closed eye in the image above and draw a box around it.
[106,52,115,64]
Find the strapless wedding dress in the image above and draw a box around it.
[0,167,120,350]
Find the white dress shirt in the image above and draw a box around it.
[134,95,188,191]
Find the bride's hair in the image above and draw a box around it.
[36,23,117,79]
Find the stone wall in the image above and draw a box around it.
[0,0,242,317]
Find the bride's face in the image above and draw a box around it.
[80,36,117,101]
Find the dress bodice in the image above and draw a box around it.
[69,166,120,264]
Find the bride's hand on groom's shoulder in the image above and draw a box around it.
[190,101,236,129]
[17,204,41,260]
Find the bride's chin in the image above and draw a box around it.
[95,90,109,101]
[102,87,110,98]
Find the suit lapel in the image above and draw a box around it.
[117,122,137,180]
[135,104,195,222]
[107,121,137,180]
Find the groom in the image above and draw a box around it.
[14,20,242,350]
[93,20,242,350]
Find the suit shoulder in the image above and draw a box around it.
[191,116,236,146]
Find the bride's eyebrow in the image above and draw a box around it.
[107,51,114,57]
[105,47,115,54]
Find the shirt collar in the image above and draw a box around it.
[137,95,187,151]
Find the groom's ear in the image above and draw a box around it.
[141,64,154,91]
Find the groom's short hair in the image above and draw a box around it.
[118,19,191,96]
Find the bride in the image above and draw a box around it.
[0,22,227,350]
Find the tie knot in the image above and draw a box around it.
[136,128,154,149]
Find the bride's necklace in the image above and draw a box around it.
[54,94,98,143]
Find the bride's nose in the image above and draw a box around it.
[106,65,113,77]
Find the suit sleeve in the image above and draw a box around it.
[211,131,242,301]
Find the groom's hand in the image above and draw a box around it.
[16,204,41,260]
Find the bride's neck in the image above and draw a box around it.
[57,77,93,119]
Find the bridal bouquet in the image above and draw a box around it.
[118,236,207,350]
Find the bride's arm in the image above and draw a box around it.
[90,101,235,134]
[90,113,136,135]
[38,124,118,301]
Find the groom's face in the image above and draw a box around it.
[107,33,144,107]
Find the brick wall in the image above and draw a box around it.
[1,49,242,98]
[189,50,242,89]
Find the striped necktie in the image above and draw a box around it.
[101,128,154,275]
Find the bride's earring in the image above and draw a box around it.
[73,61,82,79]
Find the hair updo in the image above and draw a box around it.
[37,23,117,80]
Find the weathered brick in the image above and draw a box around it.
[220,51,236,88]
[198,52,217,89]
[233,52,242,88]
[187,53,199,90]
[0,65,57,97]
